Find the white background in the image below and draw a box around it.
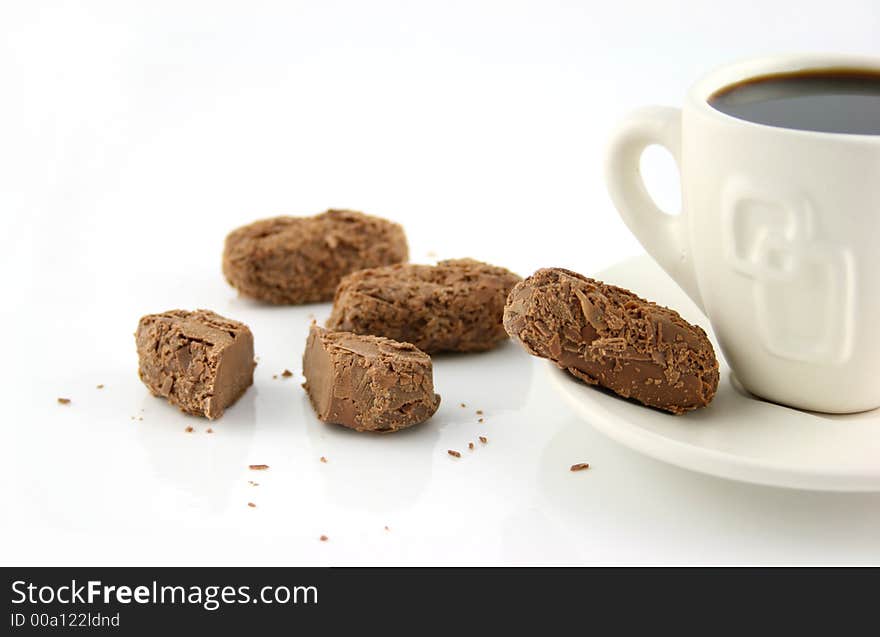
[3,1,879,565]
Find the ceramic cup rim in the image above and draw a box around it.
[686,53,880,143]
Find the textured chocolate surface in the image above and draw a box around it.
[302,325,440,432]
[326,259,521,353]
[504,268,719,414]
[136,309,255,419]
[223,209,408,304]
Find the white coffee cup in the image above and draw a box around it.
[605,54,880,414]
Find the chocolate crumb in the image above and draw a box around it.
[272,374,278,379]
[281,369,293,378]
[570,463,590,472]
[320,456,327,463]
[247,502,256,508]
[468,442,474,450]
[447,449,461,458]
[476,409,483,415]
[479,436,488,444]
[206,428,214,434]
[57,397,71,405]
[96,384,104,389]
[478,417,484,423]
[460,403,466,408]
[138,416,143,421]
[320,535,328,542]
[249,464,269,470]
[184,426,194,433]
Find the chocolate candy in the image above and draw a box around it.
[302,325,441,432]
[135,309,256,419]
[504,268,719,414]
[222,210,408,304]
[326,259,521,353]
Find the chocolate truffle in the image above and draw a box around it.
[136,309,255,419]
[302,325,440,432]
[223,209,408,304]
[326,259,521,353]
[503,268,719,414]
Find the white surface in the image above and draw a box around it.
[606,54,880,413]
[4,1,880,565]
[551,256,880,492]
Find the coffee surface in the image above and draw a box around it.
[708,69,880,135]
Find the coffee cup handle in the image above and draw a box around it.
[604,106,705,313]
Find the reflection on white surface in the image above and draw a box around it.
[304,402,442,514]
[11,320,880,565]
[137,388,258,517]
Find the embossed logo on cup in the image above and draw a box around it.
[722,178,855,365]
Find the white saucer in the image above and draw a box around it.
[547,255,880,492]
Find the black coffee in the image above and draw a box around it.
[708,69,880,135]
